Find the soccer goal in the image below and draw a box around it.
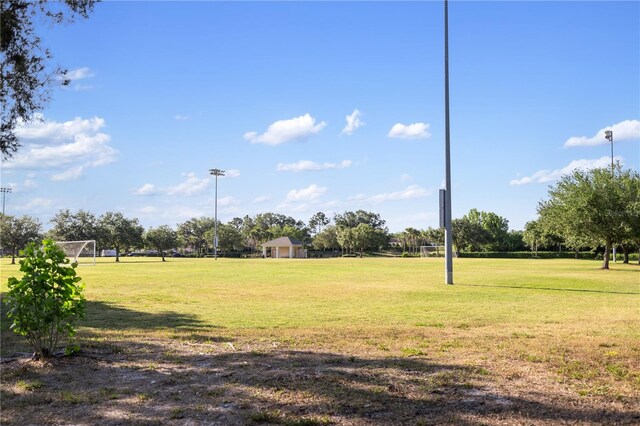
[55,240,96,265]
[420,245,456,258]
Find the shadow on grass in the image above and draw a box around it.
[0,297,227,357]
[2,336,638,425]
[82,301,215,331]
[458,283,640,295]
[2,297,638,424]
[94,259,186,264]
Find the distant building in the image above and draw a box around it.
[261,237,307,258]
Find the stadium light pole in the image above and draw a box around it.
[209,168,225,260]
[605,130,614,171]
[0,187,12,216]
[443,0,454,284]
[604,130,616,262]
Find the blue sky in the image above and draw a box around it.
[2,1,639,233]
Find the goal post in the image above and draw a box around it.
[55,240,96,265]
[420,245,456,258]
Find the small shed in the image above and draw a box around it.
[262,237,307,259]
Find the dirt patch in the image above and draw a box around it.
[1,336,638,425]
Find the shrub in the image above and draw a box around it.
[6,240,86,359]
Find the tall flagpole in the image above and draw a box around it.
[444,0,454,284]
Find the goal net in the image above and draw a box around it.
[55,240,96,265]
[420,245,457,258]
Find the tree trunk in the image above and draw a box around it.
[601,241,610,270]
[11,248,16,264]
[621,245,629,264]
[115,246,120,263]
[161,250,166,262]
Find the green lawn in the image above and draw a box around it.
[2,256,638,351]
[1,257,638,424]
[3,257,636,326]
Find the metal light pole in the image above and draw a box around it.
[0,187,12,216]
[604,130,616,262]
[443,0,454,284]
[209,168,225,260]
[605,130,614,171]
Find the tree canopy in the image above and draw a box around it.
[97,212,144,262]
[1,0,97,158]
[0,214,42,263]
[48,209,98,242]
[538,165,640,269]
[177,217,214,257]
[144,225,178,261]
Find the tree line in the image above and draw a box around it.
[0,210,389,262]
[2,166,638,265]
[0,205,588,263]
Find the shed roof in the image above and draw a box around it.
[262,236,303,247]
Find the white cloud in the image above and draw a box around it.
[65,67,94,81]
[285,184,327,202]
[510,156,623,185]
[276,202,314,213]
[223,169,240,178]
[351,185,431,204]
[218,196,240,207]
[4,115,117,180]
[23,179,38,191]
[342,109,364,135]
[244,113,327,145]
[58,67,94,90]
[174,114,190,121]
[71,83,93,92]
[51,166,84,181]
[253,196,270,203]
[15,114,105,141]
[134,171,233,198]
[2,182,17,193]
[134,183,160,196]
[4,178,37,193]
[167,173,210,196]
[400,173,412,182]
[18,197,53,211]
[564,120,640,147]
[388,122,431,140]
[173,206,207,220]
[9,132,115,170]
[277,159,352,172]
[138,206,159,214]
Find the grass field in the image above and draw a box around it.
[1,257,639,425]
